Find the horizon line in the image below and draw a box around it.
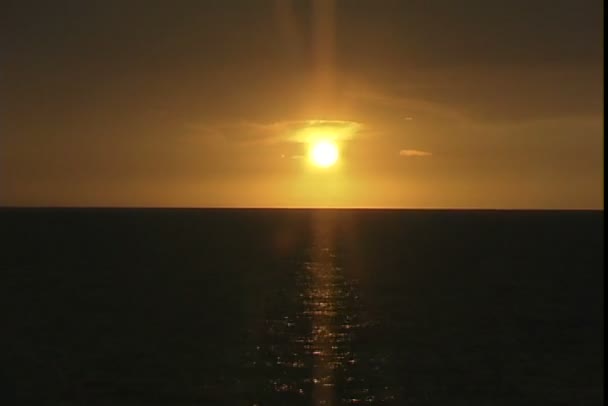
[0,205,603,212]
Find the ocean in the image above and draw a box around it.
[1,208,603,405]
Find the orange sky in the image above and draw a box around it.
[1,0,603,208]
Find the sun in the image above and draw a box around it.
[309,141,339,167]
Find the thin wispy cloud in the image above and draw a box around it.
[199,120,363,145]
[399,149,432,157]
[344,85,468,123]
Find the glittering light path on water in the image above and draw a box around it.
[250,212,396,405]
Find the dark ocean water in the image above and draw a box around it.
[0,208,603,405]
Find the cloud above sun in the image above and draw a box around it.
[209,120,363,145]
[288,120,363,144]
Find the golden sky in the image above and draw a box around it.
[1,0,603,208]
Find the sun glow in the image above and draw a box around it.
[310,141,339,167]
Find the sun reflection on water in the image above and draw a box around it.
[249,211,396,405]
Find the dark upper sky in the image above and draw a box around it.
[1,0,603,208]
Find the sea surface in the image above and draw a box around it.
[1,208,603,405]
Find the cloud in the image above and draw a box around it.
[353,65,602,124]
[345,86,469,124]
[399,149,432,157]
[203,119,363,145]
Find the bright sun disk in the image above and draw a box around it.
[310,141,339,167]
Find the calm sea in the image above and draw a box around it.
[1,209,603,405]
